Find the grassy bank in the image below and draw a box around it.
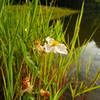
[0,0,100,100]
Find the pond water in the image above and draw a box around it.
[80,40,100,84]
[64,12,100,47]
[76,41,100,100]
[64,11,100,100]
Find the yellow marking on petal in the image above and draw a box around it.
[51,40,59,46]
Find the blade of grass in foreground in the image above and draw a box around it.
[70,1,84,51]
[53,85,69,100]
[76,85,100,97]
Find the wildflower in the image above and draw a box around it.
[34,40,44,51]
[35,40,41,46]
[21,76,31,89]
[40,89,50,97]
[44,37,68,55]
[21,75,33,94]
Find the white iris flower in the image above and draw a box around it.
[43,37,68,55]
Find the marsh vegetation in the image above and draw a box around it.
[0,0,100,100]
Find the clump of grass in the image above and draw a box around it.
[0,0,100,100]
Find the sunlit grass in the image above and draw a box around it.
[6,4,78,20]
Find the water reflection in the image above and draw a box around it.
[79,40,100,100]
[80,40,100,84]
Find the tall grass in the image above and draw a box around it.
[0,0,100,100]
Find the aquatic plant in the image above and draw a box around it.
[0,0,100,100]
